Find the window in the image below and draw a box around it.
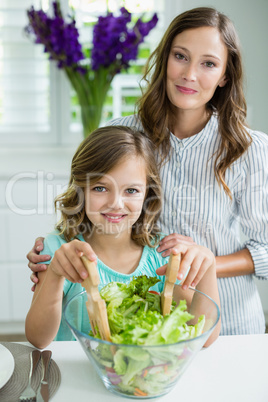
[0,0,58,144]
[0,0,165,146]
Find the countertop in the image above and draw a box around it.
[24,334,268,402]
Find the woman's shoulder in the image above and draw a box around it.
[246,129,268,163]
[248,129,268,148]
[236,128,268,172]
[107,114,143,130]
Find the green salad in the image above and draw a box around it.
[89,275,205,397]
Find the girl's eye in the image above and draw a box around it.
[93,186,106,192]
[204,61,215,68]
[126,188,138,195]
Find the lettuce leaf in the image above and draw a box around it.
[98,276,203,346]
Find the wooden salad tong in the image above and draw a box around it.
[161,253,181,316]
[80,255,111,341]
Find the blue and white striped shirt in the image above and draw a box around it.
[109,113,268,335]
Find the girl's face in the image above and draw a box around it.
[166,26,228,114]
[85,156,147,237]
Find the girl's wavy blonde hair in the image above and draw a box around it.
[137,7,252,198]
[55,126,162,245]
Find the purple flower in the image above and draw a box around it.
[134,13,159,38]
[25,2,85,70]
[25,2,158,75]
[91,7,158,71]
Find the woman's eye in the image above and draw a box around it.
[175,52,186,60]
[93,186,106,192]
[126,188,138,194]
[204,61,215,68]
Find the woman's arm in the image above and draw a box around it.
[158,235,256,278]
[27,237,51,272]
[235,133,268,279]
[216,248,254,278]
[26,237,50,291]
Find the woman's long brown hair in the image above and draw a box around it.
[55,126,162,245]
[137,7,252,198]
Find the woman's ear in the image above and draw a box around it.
[218,76,228,88]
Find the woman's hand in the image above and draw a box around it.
[26,237,50,272]
[26,237,51,291]
[49,239,97,283]
[156,243,215,289]
[157,233,196,257]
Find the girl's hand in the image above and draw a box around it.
[156,244,215,289]
[49,239,97,283]
[157,233,195,257]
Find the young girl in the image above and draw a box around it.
[25,126,220,349]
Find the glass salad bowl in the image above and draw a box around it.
[64,282,220,399]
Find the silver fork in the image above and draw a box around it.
[19,349,41,401]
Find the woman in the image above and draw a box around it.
[27,7,268,335]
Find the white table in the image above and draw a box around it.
[28,335,268,401]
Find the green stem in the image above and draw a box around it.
[64,67,114,138]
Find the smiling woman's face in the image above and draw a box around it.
[166,26,228,114]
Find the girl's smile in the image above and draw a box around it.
[101,213,127,223]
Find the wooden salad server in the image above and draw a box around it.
[161,253,181,316]
[80,255,111,341]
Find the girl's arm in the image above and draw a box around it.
[194,259,220,346]
[25,266,65,349]
[25,239,97,349]
[156,243,221,346]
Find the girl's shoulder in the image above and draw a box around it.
[40,231,84,256]
[38,231,66,265]
[42,230,66,250]
[142,236,169,268]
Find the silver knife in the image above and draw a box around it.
[36,350,52,402]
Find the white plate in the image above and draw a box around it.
[0,344,15,389]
